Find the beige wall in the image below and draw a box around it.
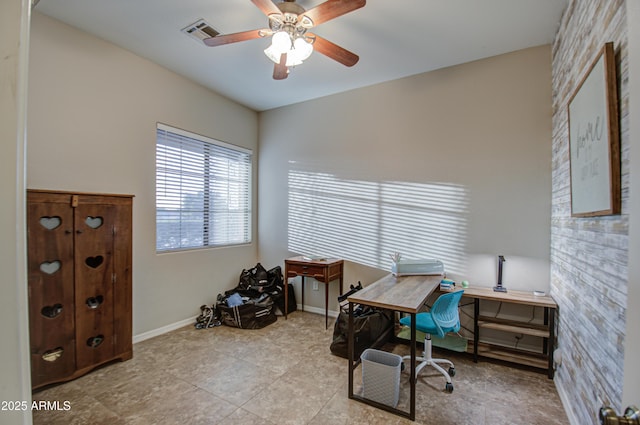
[1,0,32,423]
[258,45,552,312]
[27,13,259,336]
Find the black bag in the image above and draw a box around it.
[266,265,283,288]
[330,308,394,360]
[329,282,393,360]
[238,263,272,293]
[263,265,295,314]
[213,263,287,330]
[217,292,277,329]
[274,283,297,314]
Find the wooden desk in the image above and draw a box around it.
[461,286,557,378]
[284,256,344,329]
[347,274,441,421]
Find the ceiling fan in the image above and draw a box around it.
[204,0,366,80]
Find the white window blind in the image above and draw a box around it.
[156,123,252,252]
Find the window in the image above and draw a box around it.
[156,123,252,252]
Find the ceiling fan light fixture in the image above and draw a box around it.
[271,31,292,54]
[285,55,303,67]
[264,44,281,63]
[210,0,365,80]
[293,37,313,61]
[266,34,313,66]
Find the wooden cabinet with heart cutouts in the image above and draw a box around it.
[27,189,133,389]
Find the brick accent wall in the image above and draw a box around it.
[551,1,629,424]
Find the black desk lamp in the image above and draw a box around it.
[493,255,507,292]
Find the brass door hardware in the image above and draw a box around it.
[600,405,640,425]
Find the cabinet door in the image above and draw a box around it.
[27,195,76,387]
[111,200,133,358]
[74,202,116,369]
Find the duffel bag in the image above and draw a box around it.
[217,293,277,329]
[238,263,272,293]
[330,308,394,360]
[274,282,297,314]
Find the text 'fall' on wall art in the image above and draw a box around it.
[568,42,620,217]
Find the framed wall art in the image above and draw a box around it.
[568,42,620,217]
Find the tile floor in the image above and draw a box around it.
[32,311,568,425]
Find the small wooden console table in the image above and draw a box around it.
[284,256,344,329]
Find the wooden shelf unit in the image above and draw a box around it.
[477,316,550,338]
[472,342,549,370]
[461,286,557,378]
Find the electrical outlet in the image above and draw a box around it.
[312,281,319,291]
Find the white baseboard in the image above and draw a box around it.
[555,378,580,425]
[133,305,341,344]
[133,316,196,343]
[297,304,340,319]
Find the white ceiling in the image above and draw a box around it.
[35,0,567,111]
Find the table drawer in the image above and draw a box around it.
[286,263,325,277]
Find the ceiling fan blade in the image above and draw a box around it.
[309,33,359,67]
[273,53,289,80]
[302,0,366,26]
[251,0,281,16]
[203,30,264,47]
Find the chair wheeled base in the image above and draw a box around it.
[399,290,464,393]
[402,334,456,392]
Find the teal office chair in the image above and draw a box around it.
[399,290,464,393]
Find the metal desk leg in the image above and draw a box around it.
[473,298,479,362]
[548,307,555,379]
[348,301,354,399]
[284,268,289,320]
[410,312,416,421]
[543,307,549,355]
[347,307,417,420]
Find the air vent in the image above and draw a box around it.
[181,19,220,44]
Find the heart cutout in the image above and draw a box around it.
[40,261,61,275]
[86,335,104,348]
[41,304,63,318]
[85,256,104,269]
[42,347,63,362]
[86,295,104,309]
[39,216,62,230]
[85,216,103,229]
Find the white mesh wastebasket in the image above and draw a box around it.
[361,348,402,407]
